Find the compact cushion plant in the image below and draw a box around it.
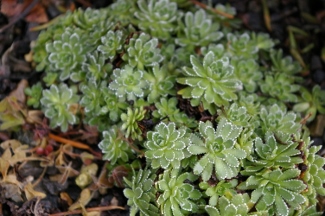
[28,0,325,215]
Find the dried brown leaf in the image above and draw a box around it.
[69,188,93,211]
[0,96,25,130]
[55,162,80,185]
[26,110,44,124]
[2,0,48,23]
[25,2,48,23]
[0,139,22,150]
[79,152,94,165]
[107,165,130,188]
[60,192,73,206]
[78,125,99,145]
[24,182,46,200]
[1,182,22,202]
[2,0,26,17]
[9,79,28,104]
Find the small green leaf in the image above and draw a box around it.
[214,159,229,179]
[188,145,207,155]
[280,180,306,191]
[263,191,275,206]
[194,155,209,175]
[278,169,300,181]
[275,196,288,216]
[224,153,239,167]
[277,187,294,202]
[251,188,263,203]
[224,204,237,215]
[165,150,175,161]
[205,205,220,216]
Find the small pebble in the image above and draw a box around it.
[312,137,324,147]
[310,55,323,71]
[247,12,265,31]
[17,161,43,179]
[42,178,69,195]
[312,69,325,84]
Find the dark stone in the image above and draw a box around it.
[17,161,43,179]
[312,137,324,147]
[42,178,69,195]
[312,69,325,84]
[311,55,323,71]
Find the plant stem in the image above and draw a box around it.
[191,0,234,19]
[48,133,102,159]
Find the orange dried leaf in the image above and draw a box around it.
[1,0,25,17]
[25,3,48,23]
[2,0,48,23]
[60,192,73,206]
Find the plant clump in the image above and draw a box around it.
[29,0,325,215]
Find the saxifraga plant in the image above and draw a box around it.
[123,169,158,216]
[188,119,246,181]
[29,0,325,215]
[177,51,242,114]
[238,168,307,216]
[98,125,134,165]
[40,83,79,132]
[144,122,191,169]
[156,169,202,216]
